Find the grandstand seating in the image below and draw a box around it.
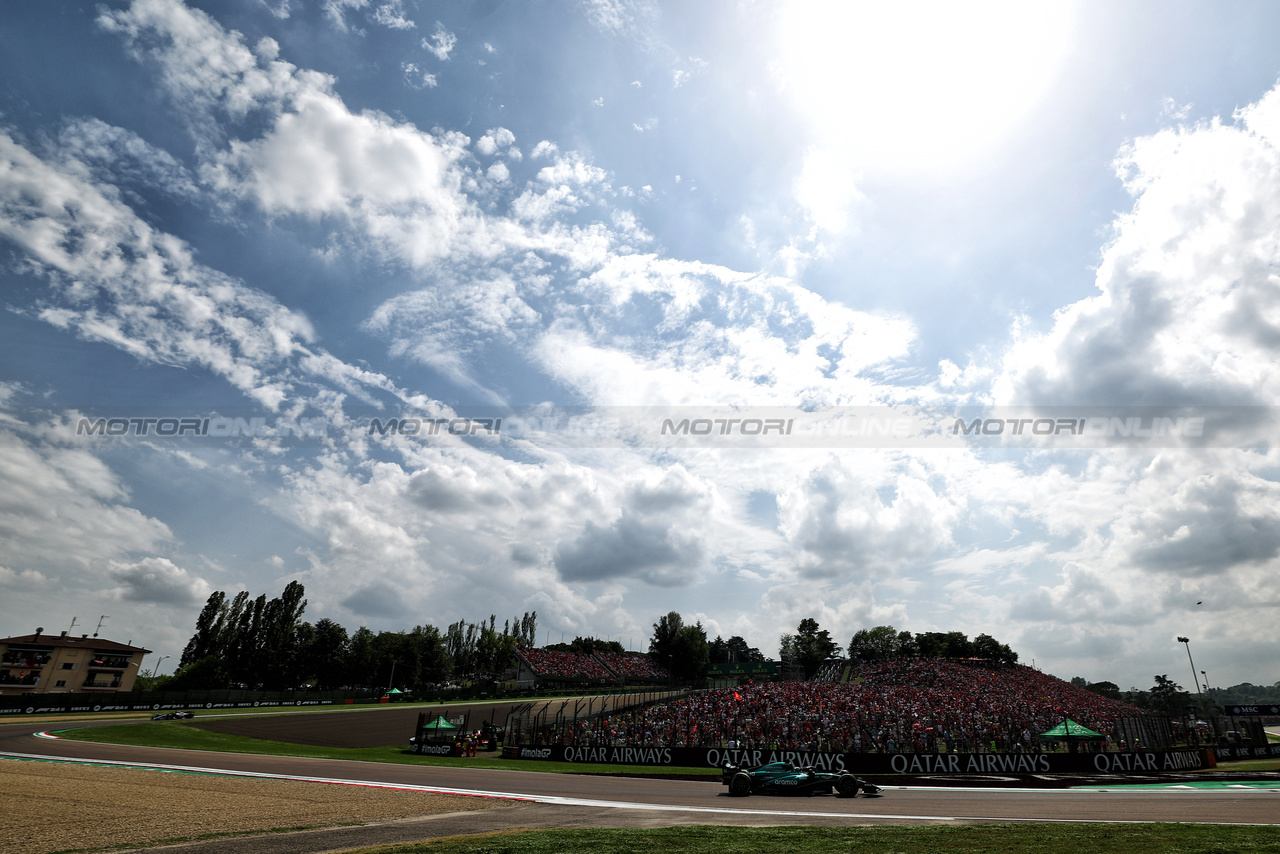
[538,658,1145,752]
[515,647,669,683]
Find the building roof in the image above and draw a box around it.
[0,633,151,654]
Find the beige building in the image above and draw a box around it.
[0,630,151,695]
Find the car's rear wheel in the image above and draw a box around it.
[835,774,860,798]
[728,772,752,797]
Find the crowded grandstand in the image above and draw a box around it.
[514,647,670,685]
[507,656,1159,752]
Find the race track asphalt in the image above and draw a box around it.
[2,706,1278,854]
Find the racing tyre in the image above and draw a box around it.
[835,774,860,798]
[728,772,752,797]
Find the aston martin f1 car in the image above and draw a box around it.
[721,760,882,797]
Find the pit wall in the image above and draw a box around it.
[502,744,1223,775]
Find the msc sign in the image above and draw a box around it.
[1224,705,1280,716]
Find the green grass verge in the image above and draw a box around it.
[337,824,1280,854]
[55,722,721,776]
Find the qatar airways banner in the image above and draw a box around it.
[509,744,1212,774]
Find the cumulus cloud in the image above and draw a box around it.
[277,445,614,624]
[554,466,717,586]
[203,90,472,260]
[476,127,517,158]
[1124,468,1280,575]
[554,515,702,585]
[777,455,957,579]
[341,579,415,618]
[107,557,212,605]
[0,421,175,589]
[994,84,1280,407]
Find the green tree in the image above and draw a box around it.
[407,624,452,686]
[297,618,349,690]
[446,619,479,678]
[262,581,308,688]
[180,591,227,667]
[848,625,900,661]
[476,617,519,676]
[164,656,230,691]
[515,611,538,647]
[790,618,841,679]
[568,635,624,656]
[972,633,1017,664]
[896,630,918,658]
[711,635,764,665]
[669,622,709,681]
[648,611,684,665]
[344,626,377,690]
[725,635,764,662]
[708,635,730,664]
[1149,674,1191,715]
[1086,680,1122,701]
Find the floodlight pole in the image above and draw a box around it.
[1176,636,1205,715]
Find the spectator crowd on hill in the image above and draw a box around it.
[516,647,669,683]
[527,659,1142,753]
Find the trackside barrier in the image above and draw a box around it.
[1213,744,1280,761]
[0,690,372,715]
[503,744,1218,775]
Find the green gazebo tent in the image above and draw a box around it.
[1039,719,1104,741]
[421,715,458,732]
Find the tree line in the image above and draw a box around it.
[156,585,1027,693]
[846,625,1019,666]
[1073,673,1280,717]
[649,614,1020,682]
[163,582,538,693]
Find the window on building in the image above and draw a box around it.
[61,662,76,670]
[55,680,67,687]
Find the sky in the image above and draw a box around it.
[2,0,1280,692]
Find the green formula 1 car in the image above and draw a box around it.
[721,760,883,797]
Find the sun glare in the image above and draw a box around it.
[776,1,1076,178]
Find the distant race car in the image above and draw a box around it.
[151,710,195,720]
[721,760,883,798]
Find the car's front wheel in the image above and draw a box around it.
[728,772,752,797]
[835,774,860,798]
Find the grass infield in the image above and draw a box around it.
[56,721,723,776]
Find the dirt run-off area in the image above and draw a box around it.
[0,758,500,854]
